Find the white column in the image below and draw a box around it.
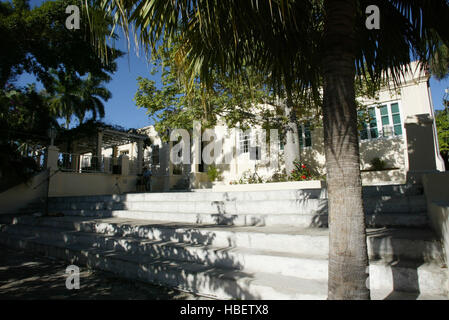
[121,155,129,176]
[192,121,201,173]
[46,145,60,171]
[137,139,144,175]
[96,131,104,171]
[404,114,438,184]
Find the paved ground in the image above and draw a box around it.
[0,245,208,300]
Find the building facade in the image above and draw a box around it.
[100,62,445,191]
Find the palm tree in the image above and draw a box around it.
[49,70,111,128]
[92,0,449,299]
[48,70,83,128]
[76,73,111,123]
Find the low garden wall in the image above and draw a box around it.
[0,170,48,214]
[422,171,449,286]
[209,180,325,192]
[48,172,138,197]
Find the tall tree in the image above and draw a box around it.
[0,0,122,89]
[48,70,83,128]
[93,0,449,299]
[76,72,111,124]
[134,40,276,137]
[430,43,449,80]
[49,70,111,128]
[435,104,449,169]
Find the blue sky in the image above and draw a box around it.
[10,0,449,130]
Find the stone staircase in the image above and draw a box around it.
[0,184,447,299]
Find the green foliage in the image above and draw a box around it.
[0,0,122,187]
[289,160,323,181]
[0,84,55,191]
[229,170,264,185]
[228,162,324,185]
[0,0,122,89]
[370,157,388,171]
[435,108,449,167]
[266,169,289,183]
[134,40,275,140]
[49,70,112,128]
[431,43,449,80]
[206,165,223,182]
[0,84,58,144]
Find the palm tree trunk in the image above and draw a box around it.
[284,84,300,177]
[322,0,370,300]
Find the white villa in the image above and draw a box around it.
[7,61,441,199]
[1,62,449,301]
[70,61,443,194]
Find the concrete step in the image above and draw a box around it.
[5,216,443,264]
[49,208,428,228]
[362,184,423,197]
[54,209,326,227]
[47,184,423,205]
[48,184,423,203]
[0,231,329,299]
[49,188,325,204]
[0,223,329,280]
[0,220,446,297]
[48,195,427,216]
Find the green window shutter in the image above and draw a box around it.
[368,107,378,139]
[304,122,312,147]
[358,110,369,140]
[380,105,390,126]
[279,131,285,150]
[390,103,402,135]
[298,125,304,148]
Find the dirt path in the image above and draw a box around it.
[0,245,208,300]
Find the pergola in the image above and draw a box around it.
[58,126,148,174]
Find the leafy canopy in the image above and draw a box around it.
[0,0,122,89]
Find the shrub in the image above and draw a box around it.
[289,160,323,181]
[370,157,387,171]
[207,165,223,181]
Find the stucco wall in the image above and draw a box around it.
[291,128,407,185]
[95,62,435,189]
[48,172,138,197]
[422,172,449,286]
[0,170,48,214]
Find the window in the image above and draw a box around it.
[299,122,312,148]
[239,131,251,153]
[390,103,403,136]
[277,130,285,151]
[359,107,379,140]
[279,139,284,151]
[250,146,261,160]
[359,102,402,140]
[278,123,311,150]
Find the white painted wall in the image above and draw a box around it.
[100,62,439,189]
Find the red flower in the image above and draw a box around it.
[301,165,306,168]
[301,175,307,180]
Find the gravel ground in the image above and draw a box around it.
[0,245,209,300]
